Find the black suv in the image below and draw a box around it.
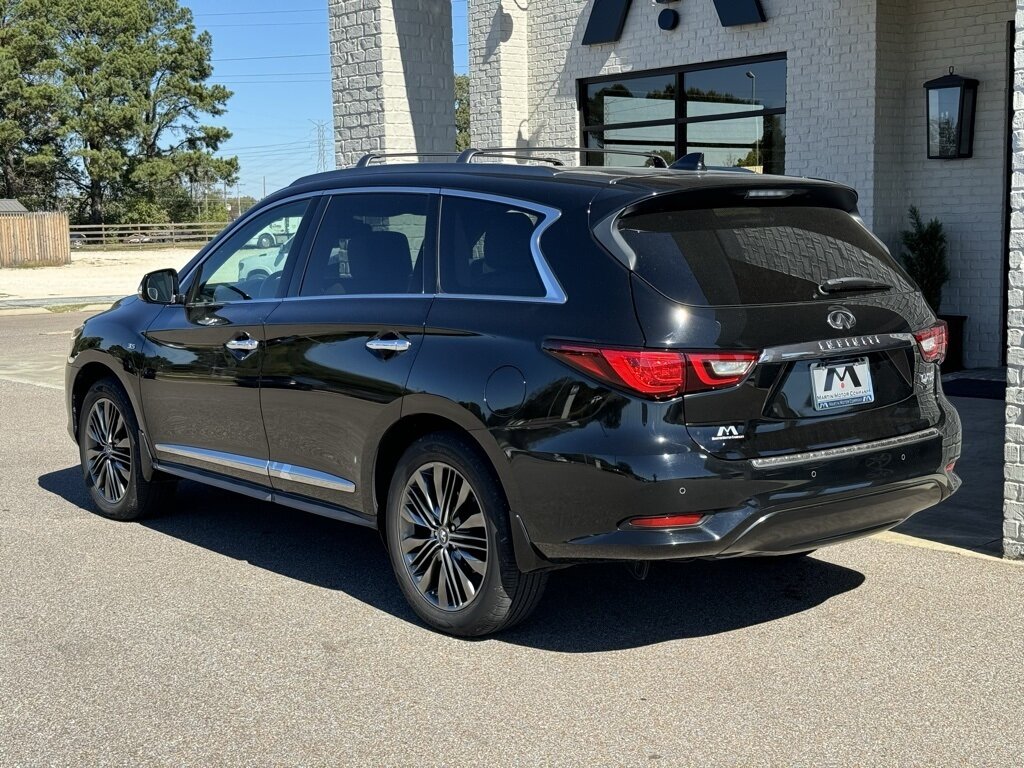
[66,151,962,636]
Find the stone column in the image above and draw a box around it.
[329,0,456,169]
[468,0,529,151]
[1003,3,1024,559]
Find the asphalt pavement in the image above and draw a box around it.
[1,311,1023,766]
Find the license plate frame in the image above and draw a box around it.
[810,357,875,411]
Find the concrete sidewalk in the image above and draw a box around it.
[0,247,195,305]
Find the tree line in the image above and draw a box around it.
[0,0,237,224]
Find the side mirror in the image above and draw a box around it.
[139,268,182,304]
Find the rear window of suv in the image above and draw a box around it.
[616,205,914,306]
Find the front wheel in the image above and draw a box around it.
[385,432,547,636]
[78,378,176,520]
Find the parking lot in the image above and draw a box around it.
[1,310,1023,766]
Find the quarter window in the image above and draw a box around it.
[192,199,311,304]
[439,196,545,298]
[300,193,432,296]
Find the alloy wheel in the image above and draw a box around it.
[398,462,489,612]
[84,397,132,505]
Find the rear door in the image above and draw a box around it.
[258,189,438,513]
[613,199,945,459]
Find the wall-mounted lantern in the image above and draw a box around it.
[924,67,979,159]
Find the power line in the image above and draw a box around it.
[194,7,324,16]
[212,71,330,77]
[213,53,327,62]
[202,21,324,28]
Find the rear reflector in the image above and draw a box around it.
[913,322,948,364]
[945,460,957,474]
[545,343,757,399]
[628,513,704,528]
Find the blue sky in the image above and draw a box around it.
[181,1,469,198]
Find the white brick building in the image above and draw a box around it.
[330,0,1024,557]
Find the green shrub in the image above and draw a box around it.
[899,206,949,314]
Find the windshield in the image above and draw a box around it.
[616,205,914,306]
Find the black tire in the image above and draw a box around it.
[384,432,547,637]
[256,233,275,249]
[78,377,176,521]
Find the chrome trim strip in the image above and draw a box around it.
[154,444,270,476]
[749,428,941,469]
[153,444,357,493]
[758,333,915,363]
[440,188,568,305]
[268,462,356,493]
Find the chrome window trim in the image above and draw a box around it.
[153,444,356,492]
[438,188,567,305]
[749,428,941,469]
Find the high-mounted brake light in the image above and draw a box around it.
[545,343,757,399]
[913,322,948,364]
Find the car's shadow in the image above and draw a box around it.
[40,467,866,653]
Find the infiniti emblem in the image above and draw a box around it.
[827,307,857,331]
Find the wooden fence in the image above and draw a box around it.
[68,221,226,246]
[0,212,71,267]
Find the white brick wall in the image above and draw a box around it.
[331,0,455,168]
[469,0,1014,367]
[1003,1,1024,559]
[873,0,1013,368]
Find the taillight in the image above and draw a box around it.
[687,352,758,393]
[913,322,948,363]
[545,343,756,399]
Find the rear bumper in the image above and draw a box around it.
[534,476,951,562]
[510,396,961,567]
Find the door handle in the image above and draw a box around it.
[225,335,260,352]
[366,338,412,353]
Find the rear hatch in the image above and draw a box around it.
[598,187,946,460]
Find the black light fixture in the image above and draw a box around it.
[924,67,979,159]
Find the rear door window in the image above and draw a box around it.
[616,206,915,306]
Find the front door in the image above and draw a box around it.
[140,198,317,484]
[260,189,437,513]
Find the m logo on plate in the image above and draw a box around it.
[823,365,862,392]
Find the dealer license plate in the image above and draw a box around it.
[811,357,874,411]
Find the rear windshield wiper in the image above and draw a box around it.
[818,277,892,295]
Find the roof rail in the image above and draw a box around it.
[457,147,670,168]
[355,152,463,168]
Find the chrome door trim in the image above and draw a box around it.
[153,444,357,493]
[438,188,567,305]
[268,462,356,493]
[154,444,270,477]
[749,428,941,469]
[225,336,260,352]
[758,333,915,364]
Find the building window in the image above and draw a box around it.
[580,55,786,173]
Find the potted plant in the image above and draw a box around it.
[899,207,964,372]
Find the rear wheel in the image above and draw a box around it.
[385,432,547,636]
[78,378,175,520]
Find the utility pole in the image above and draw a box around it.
[311,119,329,173]
[263,176,266,199]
